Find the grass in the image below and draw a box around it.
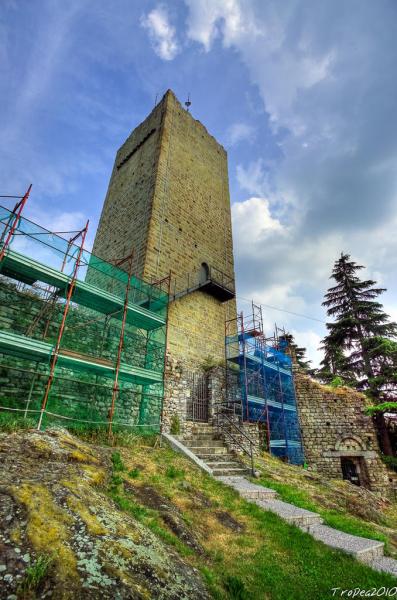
[254,475,391,552]
[165,465,185,479]
[0,411,37,432]
[19,554,53,593]
[3,419,396,598]
[0,411,159,448]
[105,442,397,599]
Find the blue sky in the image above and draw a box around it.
[1,0,397,365]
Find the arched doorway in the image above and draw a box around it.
[199,262,209,284]
[336,435,369,487]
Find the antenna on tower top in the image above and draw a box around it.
[185,93,191,112]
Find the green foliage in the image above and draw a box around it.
[380,454,397,472]
[20,554,53,592]
[319,253,397,411]
[170,414,181,435]
[111,492,149,520]
[223,575,247,599]
[279,333,312,371]
[329,376,344,388]
[0,412,37,432]
[68,423,159,448]
[165,465,185,479]
[110,473,124,488]
[111,451,126,472]
[128,467,141,479]
[366,401,397,415]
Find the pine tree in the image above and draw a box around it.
[321,253,397,455]
[316,334,355,386]
[280,333,312,372]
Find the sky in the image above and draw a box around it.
[1,0,397,366]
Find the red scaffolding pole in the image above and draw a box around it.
[107,252,134,439]
[37,220,89,430]
[0,184,32,262]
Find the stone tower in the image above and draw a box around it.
[92,90,236,367]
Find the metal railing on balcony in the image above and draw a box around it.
[170,264,235,303]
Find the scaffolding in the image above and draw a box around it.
[0,188,169,434]
[225,304,304,465]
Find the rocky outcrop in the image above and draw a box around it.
[0,428,209,599]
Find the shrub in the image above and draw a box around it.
[111,451,126,472]
[223,575,247,599]
[165,465,185,479]
[170,415,181,435]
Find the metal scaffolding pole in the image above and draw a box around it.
[37,220,89,430]
[0,184,31,262]
[108,252,134,439]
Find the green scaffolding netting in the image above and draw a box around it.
[0,204,169,432]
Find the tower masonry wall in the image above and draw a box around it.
[91,90,237,367]
[144,91,236,366]
[91,101,164,278]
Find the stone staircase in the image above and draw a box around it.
[218,476,397,576]
[177,423,251,477]
[167,428,397,577]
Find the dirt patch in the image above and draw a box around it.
[123,482,173,511]
[124,482,205,554]
[160,511,205,554]
[215,510,245,533]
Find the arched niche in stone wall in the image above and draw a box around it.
[335,435,365,452]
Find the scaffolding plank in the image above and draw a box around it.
[2,249,166,330]
[0,330,162,386]
[247,394,297,412]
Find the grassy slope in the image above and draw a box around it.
[249,452,397,558]
[1,415,396,599]
[103,437,397,599]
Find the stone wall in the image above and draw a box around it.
[294,369,393,494]
[0,279,163,426]
[91,89,237,367]
[161,356,225,436]
[161,356,262,455]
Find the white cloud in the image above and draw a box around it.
[232,196,283,251]
[183,0,397,367]
[185,0,257,51]
[226,122,255,146]
[141,5,180,61]
[236,159,269,197]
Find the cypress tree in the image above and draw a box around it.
[321,253,397,454]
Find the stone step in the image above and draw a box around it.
[185,439,225,448]
[182,436,223,444]
[213,473,393,576]
[180,433,221,441]
[305,524,384,563]
[188,425,216,433]
[197,453,237,462]
[256,498,323,527]
[370,557,397,576]
[188,446,229,455]
[216,476,278,500]
[211,467,251,476]
[205,461,243,468]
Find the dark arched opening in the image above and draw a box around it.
[199,262,209,283]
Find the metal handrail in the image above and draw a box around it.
[170,264,235,300]
[215,408,255,475]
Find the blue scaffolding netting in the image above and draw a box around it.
[225,304,304,465]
